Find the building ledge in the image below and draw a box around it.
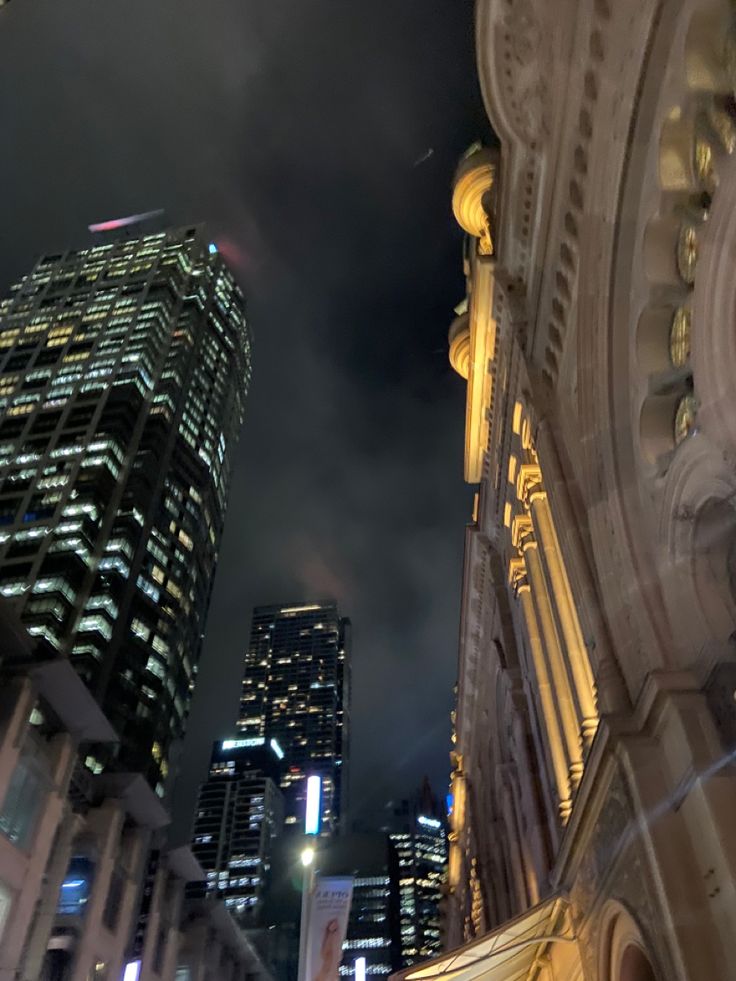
[30,658,118,744]
[168,845,205,883]
[95,772,170,829]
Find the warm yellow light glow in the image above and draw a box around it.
[508,454,517,484]
[448,314,471,379]
[462,263,496,483]
[512,401,523,435]
[281,605,321,614]
[301,847,315,867]
[521,418,533,450]
[503,503,512,527]
[451,148,497,255]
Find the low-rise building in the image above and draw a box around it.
[0,603,274,981]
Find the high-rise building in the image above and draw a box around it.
[316,833,401,981]
[238,602,350,833]
[191,738,285,928]
[0,226,251,791]
[384,786,446,967]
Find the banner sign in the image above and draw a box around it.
[304,876,354,981]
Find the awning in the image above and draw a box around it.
[390,895,574,981]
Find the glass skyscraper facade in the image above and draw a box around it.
[317,834,401,980]
[390,815,447,965]
[381,781,447,966]
[0,226,251,791]
[238,602,350,833]
[191,739,284,927]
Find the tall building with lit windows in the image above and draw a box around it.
[384,783,446,967]
[0,226,251,793]
[190,738,285,928]
[238,602,350,833]
[319,834,401,981]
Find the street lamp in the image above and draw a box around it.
[301,846,315,868]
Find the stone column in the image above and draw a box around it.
[528,484,598,745]
[517,522,584,790]
[535,417,629,715]
[501,780,527,911]
[515,575,573,820]
[19,807,83,981]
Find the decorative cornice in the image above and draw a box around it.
[448,313,471,379]
[511,514,534,551]
[516,462,544,506]
[508,556,527,589]
[452,147,498,255]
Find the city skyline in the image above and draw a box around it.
[0,0,486,833]
[2,2,736,981]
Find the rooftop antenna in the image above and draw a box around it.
[88,208,165,236]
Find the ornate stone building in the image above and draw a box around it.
[395,2,736,980]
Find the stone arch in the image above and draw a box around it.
[691,142,736,461]
[618,946,658,981]
[660,433,736,659]
[476,0,551,150]
[598,901,660,981]
[577,0,736,695]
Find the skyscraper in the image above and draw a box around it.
[390,817,446,966]
[317,834,401,981]
[238,602,350,833]
[191,738,285,928]
[0,226,251,791]
[382,782,447,966]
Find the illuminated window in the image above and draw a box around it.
[0,755,44,848]
[674,395,697,445]
[78,615,113,641]
[669,307,691,368]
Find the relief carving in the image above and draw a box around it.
[492,0,551,146]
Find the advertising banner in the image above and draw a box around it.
[304,876,354,981]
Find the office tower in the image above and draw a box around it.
[238,602,350,833]
[390,816,446,966]
[382,781,447,966]
[0,226,251,790]
[191,738,285,928]
[315,833,401,980]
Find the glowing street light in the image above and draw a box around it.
[301,846,315,868]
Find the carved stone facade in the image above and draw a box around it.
[442,2,736,980]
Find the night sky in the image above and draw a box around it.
[0,0,489,834]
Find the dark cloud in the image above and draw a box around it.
[0,0,488,836]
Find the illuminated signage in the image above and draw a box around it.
[355,958,366,981]
[221,738,265,751]
[270,738,284,760]
[305,775,322,835]
[122,962,141,981]
[418,815,442,829]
